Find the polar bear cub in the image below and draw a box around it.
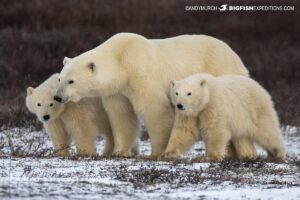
[164,73,285,161]
[26,73,115,156]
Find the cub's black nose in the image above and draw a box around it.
[43,115,50,121]
[177,104,184,110]
[54,96,62,102]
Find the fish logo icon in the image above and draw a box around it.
[219,4,227,11]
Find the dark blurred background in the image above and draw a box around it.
[0,0,299,129]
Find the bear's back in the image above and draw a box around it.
[208,75,274,127]
[216,75,271,103]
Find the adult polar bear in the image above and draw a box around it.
[55,33,253,158]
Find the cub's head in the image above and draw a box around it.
[26,87,65,123]
[55,52,127,103]
[170,74,210,116]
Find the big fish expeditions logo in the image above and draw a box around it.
[185,4,295,12]
[219,4,227,11]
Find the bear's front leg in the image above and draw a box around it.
[44,120,70,157]
[103,94,140,157]
[73,122,97,157]
[163,115,198,159]
[202,126,231,161]
[138,94,175,159]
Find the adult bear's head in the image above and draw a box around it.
[55,49,128,103]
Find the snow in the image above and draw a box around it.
[0,126,299,199]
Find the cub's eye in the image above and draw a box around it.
[187,92,192,96]
[175,92,178,96]
[37,103,41,107]
[50,103,53,107]
[68,80,74,84]
[58,78,60,82]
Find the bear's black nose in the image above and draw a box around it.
[43,115,50,121]
[54,96,62,102]
[177,104,184,110]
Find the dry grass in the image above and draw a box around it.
[0,126,299,198]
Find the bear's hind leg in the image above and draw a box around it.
[203,127,231,161]
[253,117,285,161]
[232,138,257,160]
[226,141,238,159]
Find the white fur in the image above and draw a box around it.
[55,33,251,158]
[26,74,117,156]
[165,73,285,161]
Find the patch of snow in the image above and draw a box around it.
[0,125,299,199]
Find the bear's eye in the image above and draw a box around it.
[175,92,178,96]
[50,103,53,107]
[37,103,41,107]
[68,80,74,84]
[187,92,192,96]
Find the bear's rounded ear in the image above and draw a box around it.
[63,57,71,65]
[88,62,96,72]
[170,80,177,87]
[200,80,206,87]
[27,87,34,96]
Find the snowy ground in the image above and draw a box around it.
[0,126,300,199]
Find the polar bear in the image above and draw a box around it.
[54,33,254,158]
[164,73,285,161]
[26,73,117,156]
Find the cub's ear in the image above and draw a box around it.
[200,80,206,87]
[88,62,96,72]
[170,80,177,87]
[63,57,71,65]
[27,87,34,96]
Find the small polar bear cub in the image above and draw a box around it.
[165,73,285,161]
[26,73,114,156]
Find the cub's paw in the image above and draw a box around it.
[204,151,225,162]
[161,149,181,160]
[267,148,286,162]
[52,149,70,157]
[236,149,258,160]
[112,149,134,158]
